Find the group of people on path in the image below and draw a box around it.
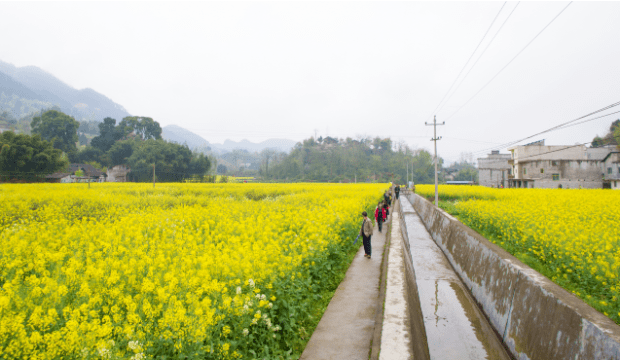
[359,184,401,259]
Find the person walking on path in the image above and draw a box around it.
[360,211,373,258]
[383,201,390,218]
[374,202,387,233]
[395,184,400,200]
[384,191,390,206]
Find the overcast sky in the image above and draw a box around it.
[1,1,619,163]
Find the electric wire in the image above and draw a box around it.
[470,101,619,156]
[437,2,521,116]
[425,2,507,121]
[555,111,620,131]
[445,1,573,122]
[507,138,617,163]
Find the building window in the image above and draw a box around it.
[552,174,560,181]
[552,161,558,166]
[608,167,612,174]
[540,168,544,173]
[523,168,527,175]
[490,169,492,177]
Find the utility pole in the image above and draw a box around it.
[425,116,445,206]
[153,163,155,188]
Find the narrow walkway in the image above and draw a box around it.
[300,210,390,359]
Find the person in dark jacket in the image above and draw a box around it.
[360,211,374,258]
[395,184,400,200]
[375,202,387,233]
[383,201,390,218]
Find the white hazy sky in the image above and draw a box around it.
[1,1,619,163]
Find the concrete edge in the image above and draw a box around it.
[405,193,620,360]
[397,200,430,360]
[378,201,417,360]
[370,211,392,360]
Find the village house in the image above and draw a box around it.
[602,150,620,189]
[106,165,131,182]
[46,163,106,183]
[507,140,619,189]
[477,150,512,188]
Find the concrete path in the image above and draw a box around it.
[300,211,390,360]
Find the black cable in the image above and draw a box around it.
[507,138,618,163]
[425,2,507,121]
[445,1,573,121]
[554,111,620,131]
[471,102,619,156]
[438,2,521,116]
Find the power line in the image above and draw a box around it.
[445,1,573,122]
[555,111,619,131]
[437,2,521,116]
[425,2,507,121]
[508,139,618,163]
[471,101,619,156]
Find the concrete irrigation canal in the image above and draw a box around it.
[301,191,620,360]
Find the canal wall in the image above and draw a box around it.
[402,192,620,360]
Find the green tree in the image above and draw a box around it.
[591,119,620,148]
[77,146,105,164]
[78,120,101,136]
[107,140,136,166]
[90,117,124,152]
[127,140,193,182]
[0,132,68,180]
[118,116,162,140]
[265,135,441,183]
[188,152,211,176]
[454,166,479,182]
[30,110,80,160]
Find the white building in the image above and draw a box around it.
[107,165,131,182]
[507,140,619,189]
[477,150,512,188]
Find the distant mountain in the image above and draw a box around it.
[162,124,211,150]
[215,138,297,153]
[161,124,296,154]
[0,60,130,121]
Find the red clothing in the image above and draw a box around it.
[375,207,386,222]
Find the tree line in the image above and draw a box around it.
[0,110,211,182]
[261,136,443,184]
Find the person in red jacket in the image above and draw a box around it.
[375,201,387,233]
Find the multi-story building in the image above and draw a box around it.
[602,151,620,189]
[477,150,512,188]
[507,140,619,189]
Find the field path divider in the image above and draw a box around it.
[300,206,390,359]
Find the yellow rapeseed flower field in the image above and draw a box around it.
[0,183,386,359]
[416,184,620,324]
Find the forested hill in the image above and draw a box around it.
[0,60,130,122]
[265,136,442,184]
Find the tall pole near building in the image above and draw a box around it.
[425,116,445,206]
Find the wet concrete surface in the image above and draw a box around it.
[379,210,414,360]
[300,215,388,360]
[401,199,511,360]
